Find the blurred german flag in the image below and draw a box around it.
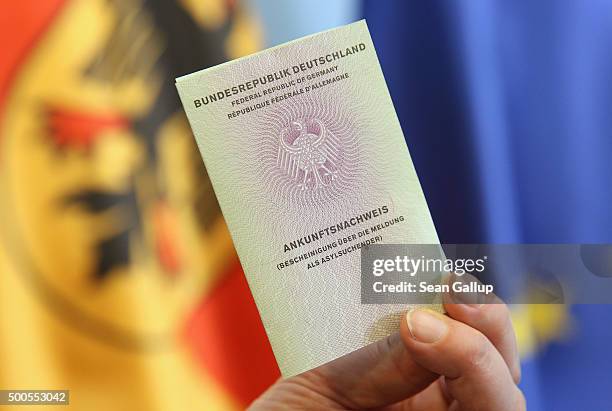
[0,0,279,409]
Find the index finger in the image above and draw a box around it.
[401,309,525,411]
[444,274,521,382]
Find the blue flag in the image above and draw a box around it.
[364,1,612,409]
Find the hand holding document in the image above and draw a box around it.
[176,20,440,376]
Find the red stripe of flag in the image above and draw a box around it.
[183,259,280,407]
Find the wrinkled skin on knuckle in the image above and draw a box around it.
[462,331,493,374]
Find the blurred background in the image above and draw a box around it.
[0,0,611,410]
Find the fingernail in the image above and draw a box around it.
[406,309,447,343]
[450,286,484,308]
[449,274,485,307]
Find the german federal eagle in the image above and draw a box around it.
[277,119,339,190]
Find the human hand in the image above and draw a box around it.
[250,292,524,410]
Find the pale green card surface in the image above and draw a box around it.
[176,20,440,377]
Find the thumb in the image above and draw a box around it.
[400,308,525,411]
